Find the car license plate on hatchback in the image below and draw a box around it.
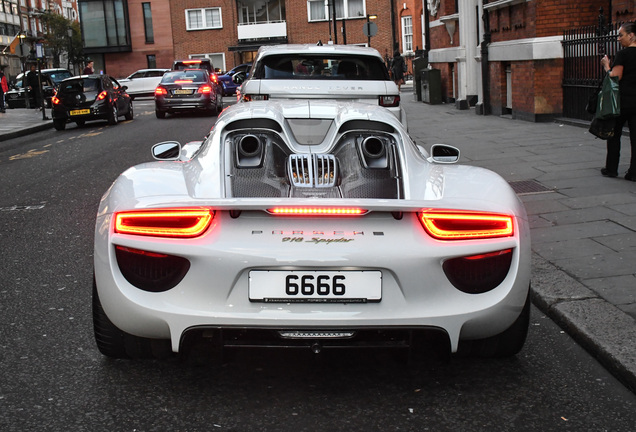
[70,109,90,116]
[249,270,381,303]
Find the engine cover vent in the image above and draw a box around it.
[288,154,338,188]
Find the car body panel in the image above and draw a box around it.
[118,69,169,98]
[94,100,530,356]
[218,63,252,96]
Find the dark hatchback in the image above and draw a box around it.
[5,68,72,109]
[51,75,133,130]
[154,69,223,118]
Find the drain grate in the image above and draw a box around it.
[509,180,553,195]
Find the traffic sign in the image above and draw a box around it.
[363,21,378,38]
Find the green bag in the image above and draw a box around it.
[595,72,620,120]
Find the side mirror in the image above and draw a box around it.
[121,85,128,91]
[429,144,460,164]
[232,71,246,85]
[152,141,181,160]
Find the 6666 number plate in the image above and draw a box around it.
[249,270,381,303]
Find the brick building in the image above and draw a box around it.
[424,0,635,121]
[79,0,404,80]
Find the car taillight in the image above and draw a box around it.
[379,95,400,107]
[175,80,193,84]
[197,84,212,94]
[114,208,214,238]
[97,91,108,100]
[155,86,168,96]
[443,249,513,294]
[419,210,514,240]
[115,246,190,292]
[210,74,219,84]
[242,94,269,102]
[51,96,60,105]
[268,207,367,216]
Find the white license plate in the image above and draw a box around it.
[249,270,381,303]
[174,89,192,95]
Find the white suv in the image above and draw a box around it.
[239,44,407,128]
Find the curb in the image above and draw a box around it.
[531,253,636,393]
[0,122,54,143]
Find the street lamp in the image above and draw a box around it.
[366,14,377,47]
[67,28,73,73]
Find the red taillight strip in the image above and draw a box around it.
[198,85,212,94]
[175,80,193,84]
[268,207,366,216]
[97,90,108,100]
[114,209,214,238]
[419,210,514,240]
[155,87,167,96]
[51,96,60,105]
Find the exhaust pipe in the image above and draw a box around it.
[235,134,264,168]
[359,136,389,169]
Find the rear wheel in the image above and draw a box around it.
[53,119,66,131]
[124,101,134,120]
[457,289,531,358]
[75,120,85,127]
[92,276,172,359]
[155,109,166,119]
[107,103,118,125]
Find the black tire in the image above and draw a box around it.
[53,119,66,131]
[92,276,172,359]
[125,101,134,120]
[457,289,531,358]
[155,109,166,119]
[75,120,85,127]
[107,103,118,125]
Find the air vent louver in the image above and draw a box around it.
[288,154,337,188]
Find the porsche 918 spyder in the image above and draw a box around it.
[93,100,531,360]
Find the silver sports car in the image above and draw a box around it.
[93,100,531,360]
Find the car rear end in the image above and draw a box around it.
[154,70,215,115]
[51,77,110,123]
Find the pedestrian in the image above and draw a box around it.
[390,50,406,91]
[25,64,41,110]
[600,22,636,181]
[82,60,94,75]
[0,67,8,113]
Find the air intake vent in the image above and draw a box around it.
[288,154,337,188]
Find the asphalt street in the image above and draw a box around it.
[1,89,636,395]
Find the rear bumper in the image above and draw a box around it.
[155,96,213,111]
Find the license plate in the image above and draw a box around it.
[249,270,381,303]
[70,109,90,115]
[174,89,192,95]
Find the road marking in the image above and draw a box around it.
[0,204,46,211]
[8,149,49,160]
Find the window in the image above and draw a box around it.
[401,16,413,53]
[147,54,157,69]
[308,0,364,22]
[79,0,129,49]
[238,0,284,24]
[186,7,222,30]
[142,3,154,43]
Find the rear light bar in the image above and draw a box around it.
[268,207,367,216]
[380,95,400,107]
[114,208,214,238]
[155,86,168,96]
[182,60,202,64]
[419,210,514,240]
[242,94,269,102]
[175,80,193,84]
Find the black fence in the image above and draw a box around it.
[562,21,621,120]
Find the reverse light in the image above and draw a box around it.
[155,86,168,96]
[197,84,212,94]
[379,95,400,107]
[268,207,366,216]
[419,210,514,240]
[97,90,108,100]
[114,208,214,238]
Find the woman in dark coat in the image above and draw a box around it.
[390,51,406,91]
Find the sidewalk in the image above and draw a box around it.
[2,94,636,393]
[0,106,53,142]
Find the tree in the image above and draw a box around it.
[39,12,82,72]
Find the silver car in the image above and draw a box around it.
[239,44,408,129]
[118,68,169,99]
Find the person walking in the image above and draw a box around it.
[600,22,636,181]
[82,60,94,75]
[0,67,8,113]
[25,64,41,110]
[390,50,406,91]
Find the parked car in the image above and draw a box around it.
[172,58,214,73]
[238,44,407,129]
[117,68,169,99]
[218,63,251,96]
[51,74,133,130]
[92,99,531,360]
[154,69,223,118]
[5,68,72,109]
